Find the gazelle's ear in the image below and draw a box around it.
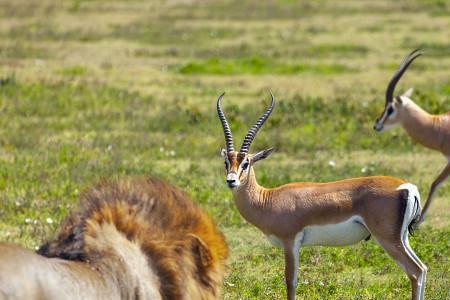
[251,148,275,163]
[402,88,414,98]
[220,148,227,157]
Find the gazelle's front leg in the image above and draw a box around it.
[282,237,301,300]
[419,162,450,223]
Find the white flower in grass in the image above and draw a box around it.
[33,219,39,225]
[25,218,32,224]
[361,166,368,173]
[159,147,165,153]
[319,281,325,286]
[170,150,176,157]
[328,160,336,168]
[46,218,53,224]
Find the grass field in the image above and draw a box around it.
[0,0,449,299]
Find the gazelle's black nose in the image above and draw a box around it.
[373,123,383,132]
[226,179,238,188]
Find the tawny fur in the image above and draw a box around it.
[0,177,228,300]
[374,49,450,224]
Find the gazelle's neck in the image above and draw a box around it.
[401,98,441,151]
[231,168,271,228]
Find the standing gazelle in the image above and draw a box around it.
[217,93,427,300]
[374,49,450,223]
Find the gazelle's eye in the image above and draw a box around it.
[241,161,249,171]
[387,106,394,115]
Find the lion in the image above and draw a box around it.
[0,177,228,300]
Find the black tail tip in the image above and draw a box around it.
[408,215,420,235]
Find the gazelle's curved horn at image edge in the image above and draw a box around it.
[240,92,275,153]
[385,49,422,104]
[217,92,235,152]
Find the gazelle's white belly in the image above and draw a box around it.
[302,215,369,246]
[265,215,370,248]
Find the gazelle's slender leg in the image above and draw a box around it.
[283,238,301,300]
[401,230,427,300]
[375,236,426,300]
[419,162,450,223]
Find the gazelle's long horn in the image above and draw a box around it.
[216,92,235,152]
[240,92,275,154]
[385,49,422,104]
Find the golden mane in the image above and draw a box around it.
[37,176,228,299]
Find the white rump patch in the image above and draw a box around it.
[397,183,420,235]
[301,216,370,246]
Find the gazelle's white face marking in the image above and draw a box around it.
[374,89,413,132]
[220,148,274,189]
[374,101,401,132]
[220,150,251,189]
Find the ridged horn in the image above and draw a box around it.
[385,49,422,104]
[240,92,275,154]
[216,92,235,152]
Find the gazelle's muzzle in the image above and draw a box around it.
[226,172,240,188]
[373,120,384,132]
[374,108,389,132]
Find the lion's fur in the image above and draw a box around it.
[1,177,228,300]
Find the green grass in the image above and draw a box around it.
[0,0,449,299]
[177,56,353,75]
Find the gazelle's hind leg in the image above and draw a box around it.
[419,162,450,224]
[375,235,426,300]
[368,184,426,300]
[401,229,427,300]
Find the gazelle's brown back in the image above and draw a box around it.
[257,176,407,237]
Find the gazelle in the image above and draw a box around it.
[374,49,450,223]
[217,92,427,300]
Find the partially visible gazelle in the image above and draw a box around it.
[374,49,450,223]
[217,92,427,300]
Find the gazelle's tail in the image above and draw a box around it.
[398,183,422,235]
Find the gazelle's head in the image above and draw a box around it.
[374,49,422,132]
[217,92,275,189]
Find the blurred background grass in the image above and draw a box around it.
[0,0,449,299]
